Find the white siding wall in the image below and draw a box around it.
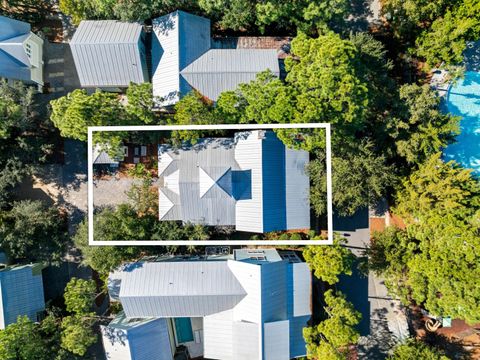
[292,263,312,317]
[233,321,261,360]
[234,131,264,232]
[263,320,290,360]
[203,310,234,360]
[285,148,310,230]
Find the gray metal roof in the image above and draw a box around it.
[93,146,119,165]
[158,138,240,225]
[119,261,247,317]
[70,21,148,87]
[180,49,280,101]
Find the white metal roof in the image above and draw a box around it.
[70,20,147,87]
[151,11,211,105]
[181,49,280,101]
[119,261,247,317]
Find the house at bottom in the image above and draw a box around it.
[102,249,312,360]
[0,263,46,329]
[0,16,44,89]
[158,130,310,233]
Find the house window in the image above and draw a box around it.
[134,147,140,156]
[123,146,128,157]
[141,146,147,157]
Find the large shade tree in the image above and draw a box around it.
[370,154,480,324]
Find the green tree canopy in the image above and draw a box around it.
[60,315,97,356]
[285,32,369,136]
[0,200,67,263]
[415,0,480,67]
[370,154,480,324]
[308,142,394,217]
[303,238,355,285]
[389,338,450,360]
[0,316,51,360]
[388,84,459,165]
[304,290,361,360]
[64,278,97,315]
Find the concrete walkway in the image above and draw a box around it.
[335,209,409,359]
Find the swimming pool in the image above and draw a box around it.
[443,71,480,176]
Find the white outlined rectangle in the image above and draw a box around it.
[88,123,332,245]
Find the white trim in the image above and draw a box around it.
[88,123,333,246]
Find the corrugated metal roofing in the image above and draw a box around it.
[0,17,32,82]
[180,49,280,101]
[119,261,246,317]
[285,148,310,230]
[0,16,30,42]
[157,138,240,225]
[108,249,312,359]
[102,314,173,360]
[93,146,119,164]
[0,264,45,329]
[151,11,211,105]
[70,21,147,87]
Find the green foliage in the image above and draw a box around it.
[0,200,67,263]
[389,338,450,360]
[0,316,51,360]
[0,81,53,209]
[303,238,355,285]
[127,163,149,178]
[414,0,480,67]
[170,91,219,144]
[285,32,369,135]
[64,278,96,315]
[50,85,154,145]
[304,290,361,360]
[256,0,349,33]
[382,0,460,39]
[60,315,97,356]
[308,142,394,217]
[389,84,459,165]
[50,89,125,142]
[370,154,480,324]
[126,177,158,215]
[199,0,256,31]
[73,219,142,275]
[126,82,155,124]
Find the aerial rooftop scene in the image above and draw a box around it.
[0,0,479,359]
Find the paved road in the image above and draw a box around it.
[335,209,409,359]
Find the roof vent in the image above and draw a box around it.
[257,130,266,139]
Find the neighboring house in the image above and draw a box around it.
[157,130,310,232]
[70,10,280,105]
[0,16,44,88]
[0,263,46,329]
[151,10,280,105]
[70,20,149,90]
[103,248,312,360]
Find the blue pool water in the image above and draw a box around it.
[443,71,480,176]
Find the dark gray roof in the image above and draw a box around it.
[70,21,148,87]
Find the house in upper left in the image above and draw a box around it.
[0,16,44,90]
[70,10,279,106]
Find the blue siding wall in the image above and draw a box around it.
[261,132,287,232]
[0,266,45,327]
